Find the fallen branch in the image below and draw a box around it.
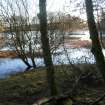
[91,93,105,105]
[33,71,85,105]
[33,93,77,105]
[33,66,105,105]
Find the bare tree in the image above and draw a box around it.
[0,0,41,69]
[85,0,105,81]
[39,0,57,99]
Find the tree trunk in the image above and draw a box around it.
[85,0,105,81]
[29,42,36,68]
[39,0,57,97]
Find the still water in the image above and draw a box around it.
[0,31,99,78]
[0,47,95,78]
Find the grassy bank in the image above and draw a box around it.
[0,64,105,105]
[0,68,48,105]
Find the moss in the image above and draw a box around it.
[0,69,48,105]
[63,99,73,105]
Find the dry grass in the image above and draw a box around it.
[0,64,105,105]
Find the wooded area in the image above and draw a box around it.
[0,0,105,105]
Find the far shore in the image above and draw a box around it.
[0,37,92,58]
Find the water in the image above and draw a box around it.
[0,58,26,78]
[0,30,97,78]
[65,30,90,40]
[0,47,95,78]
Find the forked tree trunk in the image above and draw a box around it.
[39,0,57,97]
[85,0,105,81]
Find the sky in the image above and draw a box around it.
[30,0,69,12]
[0,0,87,20]
[47,0,67,12]
[29,0,86,18]
[29,0,68,15]
[27,0,105,21]
[0,0,104,21]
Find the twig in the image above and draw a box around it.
[91,93,105,105]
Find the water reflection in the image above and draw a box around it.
[0,48,95,78]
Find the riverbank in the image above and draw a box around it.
[0,37,91,58]
[0,64,105,105]
[0,48,95,78]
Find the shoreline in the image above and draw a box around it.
[0,38,91,58]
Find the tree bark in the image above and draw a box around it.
[85,0,105,81]
[39,0,57,97]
